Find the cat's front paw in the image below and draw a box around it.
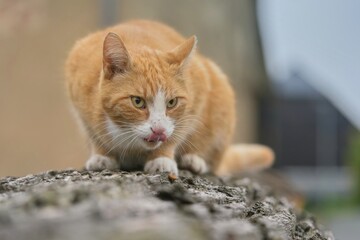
[85,154,119,171]
[179,154,208,174]
[144,157,178,176]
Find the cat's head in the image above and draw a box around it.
[100,32,197,150]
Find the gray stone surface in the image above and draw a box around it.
[0,170,334,240]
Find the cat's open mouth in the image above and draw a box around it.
[143,133,167,143]
[143,138,158,143]
[141,137,164,149]
[143,137,163,143]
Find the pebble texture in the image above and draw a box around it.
[0,170,334,240]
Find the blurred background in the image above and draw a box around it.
[0,0,359,238]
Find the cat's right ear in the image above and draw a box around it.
[165,35,197,69]
[103,32,130,79]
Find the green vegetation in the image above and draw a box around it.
[348,129,360,205]
[306,129,360,218]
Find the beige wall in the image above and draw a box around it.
[0,0,265,177]
[0,0,100,177]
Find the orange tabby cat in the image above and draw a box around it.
[65,20,274,176]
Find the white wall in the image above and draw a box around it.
[258,0,360,129]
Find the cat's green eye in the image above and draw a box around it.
[167,98,178,108]
[131,96,146,109]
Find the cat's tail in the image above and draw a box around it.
[215,144,275,176]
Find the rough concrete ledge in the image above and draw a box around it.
[0,170,334,240]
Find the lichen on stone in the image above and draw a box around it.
[0,170,334,240]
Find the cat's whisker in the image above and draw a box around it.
[107,131,136,148]
[173,128,203,140]
[89,119,134,132]
[106,132,138,156]
[170,135,187,154]
[94,129,135,152]
[175,118,205,128]
[119,134,139,162]
[117,133,139,161]
[92,128,129,141]
[179,138,200,153]
[174,126,202,135]
[171,131,201,153]
[118,136,133,161]
[93,129,134,149]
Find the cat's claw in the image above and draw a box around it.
[180,154,208,174]
[85,154,119,171]
[144,157,178,176]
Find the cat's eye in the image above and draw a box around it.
[167,98,178,108]
[131,96,146,109]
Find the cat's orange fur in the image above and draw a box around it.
[65,20,274,176]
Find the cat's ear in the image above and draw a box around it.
[103,32,130,79]
[166,35,197,68]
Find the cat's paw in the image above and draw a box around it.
[179,154,208,174]
[144,157,178,175]
[85,154,119,171]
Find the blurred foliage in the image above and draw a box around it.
[306,195,354,220]
[348,129,360,205]
[306,129,360,217]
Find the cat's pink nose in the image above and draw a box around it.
[151,127,165,135]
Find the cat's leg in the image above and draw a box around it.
[176,124,215,174]
[176,141,210,174]
[178,154,208,174]
[176,127,230,175]
[144,147,178,175]
[144,157,178,175]
[86,154,119,171]
[177,143,211,174]
[85,145,119,171]
[177,146,227,174]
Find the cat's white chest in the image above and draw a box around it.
[104,116,147,170]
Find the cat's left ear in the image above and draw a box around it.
[166,35,197,69]
[103,32,130,79]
